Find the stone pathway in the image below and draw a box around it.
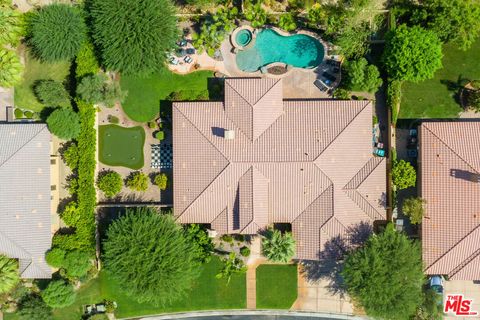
[246,265,257,309]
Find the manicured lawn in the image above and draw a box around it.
[400,39,480,119]
[48,256,246,319]
[98,125,145,170]
[256,264,298,309]
[14,50,71,112]
[120,69,213,122]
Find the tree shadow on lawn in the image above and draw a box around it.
[300,221,373,298]
[440,74,470,106]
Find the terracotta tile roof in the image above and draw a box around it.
[173,78,386,260]
[420,121,480,280]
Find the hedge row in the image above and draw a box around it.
[387,79,402,126]
[52,41,99,253]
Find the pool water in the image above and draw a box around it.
[236,29,252,47]
[236,29,324,72]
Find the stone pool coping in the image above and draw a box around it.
[229,25,329,77]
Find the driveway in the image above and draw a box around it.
[444,280,480,319]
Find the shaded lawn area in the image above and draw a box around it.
[256,264,298,309]
[400,39,480,119]
[98,124,145,170]
[50,256,246,319]
[120,69,213,122]
[14,50,71,112]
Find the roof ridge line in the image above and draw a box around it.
[0,125,47,169]
[0,230,32,259]
[422,124,479,174]
[224,82,255,142]
[448,247,480,279]
[343,157,384,190]
[344,189,384,221]
[292,184,333,224]
[313,101,372,164]
[251,79,281,106]
[425,224,480,273]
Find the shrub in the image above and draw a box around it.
[148,121,157,129]
[392,159,416,190]
[154,173,168,190]
[402,197,426,225]
[220,234,233,243]
[184,224,214,264]
[278,13,297,32]
[90,0,178,74]
[14,108,23,119]
[75,42,100,79]
[0,4,24,46]
[0,255,20,294]
[216,252,247,283]
[41,280,76,308]
[52,100,96,252]
[18,295,52,320]
[34,80,71,108]
[77,73,126,107]
[97,171,123,198]
[24,111,34,118]
[383,25,443,83]
[28,3,86,61]
[156,131,165,141]
[333,88,350,99]
[59,201,79,227]
[342,224,424,319]
[467,89,480,112]
[240,246,251,257]
[45,248,66,268]
[108,115,119,124]
[125,171,149,191]
[261,229,295,263]
[387,80,402,126]
[46,108,81,140]
[307,3,325,28]
[61,142,79,169]
[103,208,202,305]
[62,250,92,279]
[0,49,23,87]
[343,58,383,93]
[243,1,267,28]
[169,89,209,101]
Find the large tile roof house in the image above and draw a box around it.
[173,78,386,260]
[0,123,52,278]
[420,121,480,280]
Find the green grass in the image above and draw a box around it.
[400,39,480,119]
[14,51,71,112]
[120,69,213,122]
[98,125,145,170]
[256,264,298,309]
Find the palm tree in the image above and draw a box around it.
[0,49,24,87]
[261,229,296,263]
[0,255,20,294]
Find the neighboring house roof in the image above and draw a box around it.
[173,78,386,260]
[420,121,480,280]
[0,123,52,278]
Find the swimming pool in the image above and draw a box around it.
[236,29,253,47]
[236,29,324,72]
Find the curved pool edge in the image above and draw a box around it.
[232,26,328,75]
[124,309,366,320]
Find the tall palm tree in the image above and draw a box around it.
[0,255,20,294]
[261,229,296,263]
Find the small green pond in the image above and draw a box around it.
[98,125,145,170]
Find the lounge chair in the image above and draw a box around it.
[184,56,193,63]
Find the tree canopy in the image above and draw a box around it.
[402,197,426,225]
[46,108,81,140]
[383,25,443,83]
[102,207,202,306]
[41,280,76,308]
[125,171,149,191]
[0,49,23,87]
[408,0,480,51]
[0,255,20,294]
[90,0,178,75]
[29,3,86,61]
[343,58,383,93]
[342,224,424,320]
[392,159,417,190]
[97,171,123,198]
[18,295,52,320]
[261,229,296,263]
[34,80,71,108]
